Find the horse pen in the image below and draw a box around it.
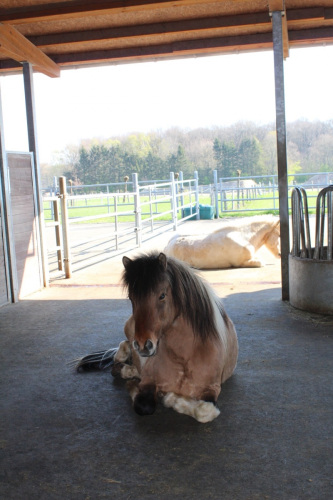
[1,217,332,500]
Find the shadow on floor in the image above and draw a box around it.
[1,288,333,499]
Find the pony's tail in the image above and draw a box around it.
[71,348,118,372]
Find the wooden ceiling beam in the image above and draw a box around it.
[0,23,60,77]
[282,12,289,59]
[0,31,276,72]
[289,26,333,45]
[1,24,332,74]
[13,7,330,56]
[27,12,272,48]
[2,1,329,26]
[46,33,276,65]
[1,0,235,24]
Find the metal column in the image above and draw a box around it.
[0,85,18,302]
[272,11,290,301]
[23,62,49,287]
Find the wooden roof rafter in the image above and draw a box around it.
[1,0,234,24]
[0,23,60,77]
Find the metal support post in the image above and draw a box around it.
[170,171,178,230]
[272,11,290,301]
[213,170,219,218]
[194,170,200,220]
[0,85,18,302]
[23,62,49,287]
[132,173,142,247]
[148,186,154,232]
[194,171,200,219]
[59,176,72,278]
[114,196,119,250]
[179,171,185,217]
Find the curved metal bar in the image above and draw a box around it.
[314,185,333,260]
[327,189,333,260]
[299,187,312,258]
[291,187,312,258]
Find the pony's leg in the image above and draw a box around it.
[239,258,264,267]
[114,340,131,363]
[112,340,141,379]
[162,392,220,423]
[127,381,156,416]
[237,243,263,267]
[120,364,140,380]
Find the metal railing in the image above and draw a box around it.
[291,185,333,260]
[214,171,333,215]
[43,172,200,277]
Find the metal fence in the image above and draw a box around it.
[44,170,333,218]
[43,169,333,277]
[214,171,333,215]
[43,172,200,277]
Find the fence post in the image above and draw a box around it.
[179,171,185,217]
[194,171,200,220]
[132,173,142,247]
[213,170,219,218]
[107,185,110,213]
[272,176,276,210]
[148,186,154,232]
[53,175,58,196]
[170,171,177,230]
[219,178,224,212]
[53,198,63,271]
[59,176,72,278]
[237,174,241,209]
[114,195,119,250]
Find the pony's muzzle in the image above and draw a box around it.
[133,339,157,357]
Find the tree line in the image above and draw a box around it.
[42,119,333,187]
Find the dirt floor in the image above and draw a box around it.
[1,220,333,499]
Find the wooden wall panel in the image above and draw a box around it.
[7,152,43,299]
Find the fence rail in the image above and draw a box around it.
[43,169,333,277]
[43,172,200,277]
[215,171,333,215]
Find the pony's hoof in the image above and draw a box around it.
[194,401,220,423]
[162,392,177,408]
[134,391,156,416]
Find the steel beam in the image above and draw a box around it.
[0,85,18,302]
[272,11,290,301]
[23,62,49,287]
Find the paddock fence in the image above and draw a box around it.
[214,171,333,215]
[43,172,200,277]
[43,169,333,278]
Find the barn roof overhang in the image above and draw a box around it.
[0,1,332,77]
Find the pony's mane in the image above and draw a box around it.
[122,252,220,341]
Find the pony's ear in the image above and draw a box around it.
[158,253,167,270]
[122,256,132,269]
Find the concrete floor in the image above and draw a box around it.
[1,221,333,499]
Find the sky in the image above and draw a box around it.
[0,45,333,164]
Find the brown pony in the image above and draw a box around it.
[75,252,238,423]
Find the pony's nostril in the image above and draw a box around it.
[145,339,154,351]
[133,340,139,351]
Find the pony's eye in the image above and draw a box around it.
[159,292,166,301]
